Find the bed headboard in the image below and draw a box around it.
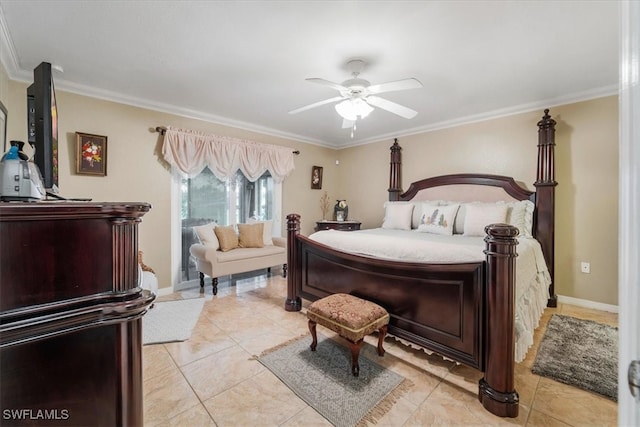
[388,109,557,307]
[399,174,534,203]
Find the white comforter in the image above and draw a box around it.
[309,228,551,362]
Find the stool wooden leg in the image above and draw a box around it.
[348,339,365,377]
[377,325,388,356]
[308,320,318,351]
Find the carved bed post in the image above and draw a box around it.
[388,139,402,201]
[479,223,519,418]
[534,109,557,307]
[285,213,302,311]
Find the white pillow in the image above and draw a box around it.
[382,202,414,230]
[417,203,459,235]
[193,222,220,249]
[410,202,423,229]
[463,203,509,237]
[248,218,274,245]
[513,200,534,238]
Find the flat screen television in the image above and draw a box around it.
[27,61,58,192]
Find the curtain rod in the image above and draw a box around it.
[155,126,300,155]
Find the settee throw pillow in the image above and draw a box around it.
[214,226,239,252]
[238,223,264,248]
[193,222,220,250]
[247,218,273,246]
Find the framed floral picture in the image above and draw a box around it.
[76,132,107,176]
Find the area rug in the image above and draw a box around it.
[532,314,618,401]
[257,333,412,427]
[142,298,205,345]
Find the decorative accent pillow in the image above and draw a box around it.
[417,203,459,235]
[463,203,509,237]
[381,202,414,230]
[409,200,445,229]
[193,222,220,250]
[238,223,264,248]
[247,218,273,245]
[214,225,239,252]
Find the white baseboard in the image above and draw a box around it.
[153,280,204,297]
[557,295,619,313]
[172,279,202,293]
[155,285,180,297]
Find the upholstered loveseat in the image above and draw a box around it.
[189,220,287,295]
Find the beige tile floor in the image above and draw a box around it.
[143,273,618,426]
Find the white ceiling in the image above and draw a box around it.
[0,1,619,148]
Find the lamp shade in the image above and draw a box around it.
[335,98,374,121]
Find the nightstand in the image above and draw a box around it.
[315,220,361,231]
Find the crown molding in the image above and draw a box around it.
[340,84,619,149]
[0,8,21,79]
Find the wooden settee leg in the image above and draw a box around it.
[199,272,204,288]
[212,277,218,295]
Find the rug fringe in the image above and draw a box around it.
[356,377,413,427]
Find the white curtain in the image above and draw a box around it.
[162,126,295,182]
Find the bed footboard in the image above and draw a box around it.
[285,214,519,418]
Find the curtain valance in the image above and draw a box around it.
[162,126,296,182]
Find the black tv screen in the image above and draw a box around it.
[27,61,58,191]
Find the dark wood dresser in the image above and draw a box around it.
[0,202,155,426]
[315,220,361,231]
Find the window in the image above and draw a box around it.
[180,169,278,282]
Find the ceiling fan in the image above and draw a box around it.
[289,59,423,132]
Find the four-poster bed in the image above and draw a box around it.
[284,109,557,418]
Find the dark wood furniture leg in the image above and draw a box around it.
[478,224,519,417]
[308,320,318,351]
[285,214,302,311]
[347,339,365,377]
[199,272,217,295]
[377,325,387,356]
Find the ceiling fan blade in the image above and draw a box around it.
[368,78,423,95]
[341,118,355,129]
[306,78,350,92]
[288,96,344,115]
[366,96,418,119]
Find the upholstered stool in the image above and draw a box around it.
[307,293,389,377]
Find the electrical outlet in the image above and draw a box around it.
[580,262,591,274]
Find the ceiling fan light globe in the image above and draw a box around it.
[335,100,358,121]
[336,99,373,121]
[353,98,374,118]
